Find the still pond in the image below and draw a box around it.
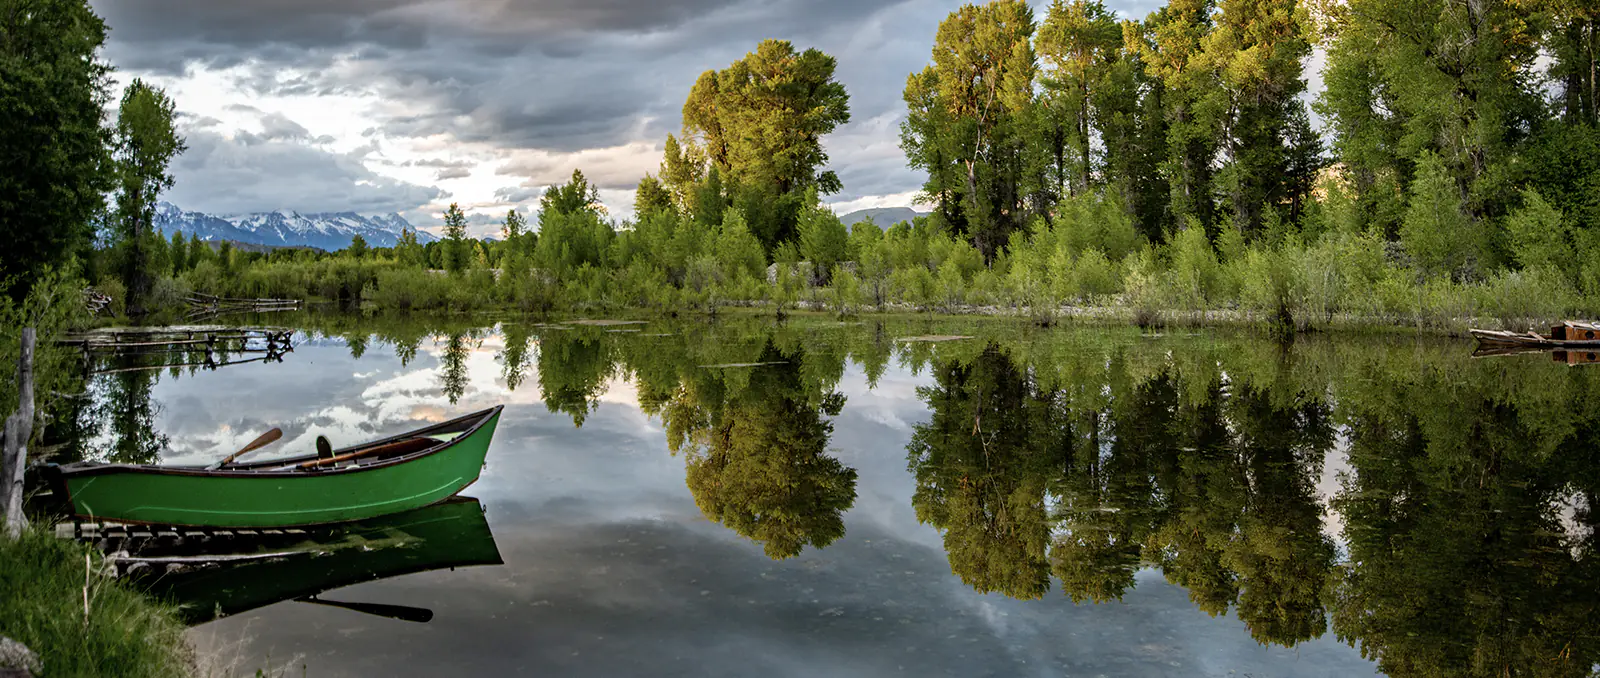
[55,313,1600,677]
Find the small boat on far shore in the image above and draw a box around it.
[1471,321,1600,365]
[47,406,503,528]
[1470,321,1600,349]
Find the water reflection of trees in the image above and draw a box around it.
[515,320,1600,672]
[904,342,1336,644]
[908,344,1065,599]
[65,311,1600,673]
[654,339,856,560]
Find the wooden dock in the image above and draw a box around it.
[184,292,302,321]
[55,521,308,542]
[57,326,295,375]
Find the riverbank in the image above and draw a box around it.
[0,529,192,678]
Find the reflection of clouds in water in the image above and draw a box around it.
[1320,427,1354,548]
[151,325,1382,677]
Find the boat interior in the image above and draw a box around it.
[226,430,467,473]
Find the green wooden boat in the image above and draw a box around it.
[48,406,503,527]
[122,496,503,624]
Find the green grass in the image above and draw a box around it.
[0,529,192,678]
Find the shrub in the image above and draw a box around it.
[1479,267,1580,332]
[1121,248,1166,327]
[1072,249,1119,302]
[1166,223,1220,312]
[830,266,862,316]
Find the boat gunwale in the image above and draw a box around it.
[1469,329,1600,348]
[52,405,502,481]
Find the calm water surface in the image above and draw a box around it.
[61,314,1600,677]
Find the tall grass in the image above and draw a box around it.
[0,529,193,678]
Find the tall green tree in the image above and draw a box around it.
[539,169,604,218]
[443,203,469,274]
[1137,0,1223,233]
[112,79,185,313]
[633,174,673,217]
[168,230,188,275]
[1098,20,1172,241]
[0,0,115,300]
[1547,0,1599,126]
[1205,0,1311,237]
[675,39,851,250]
[901,0,1039,260]
[395,228,423,267]
[533,170,614,275]
[1036,0,1123,199]
[1316,0,1544,227]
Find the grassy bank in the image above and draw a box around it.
[0,529,192,678]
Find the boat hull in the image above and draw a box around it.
[1469,329,1600,349]
[56,408,501,527]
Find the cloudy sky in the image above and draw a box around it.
[91,0,1170,236]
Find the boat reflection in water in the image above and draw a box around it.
[115,496,502,625]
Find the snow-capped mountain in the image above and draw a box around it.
[154,202,436,251]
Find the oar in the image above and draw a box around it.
[294,596,434,623]
[206,428,283,470]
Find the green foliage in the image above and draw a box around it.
[443,203,469,274]
[0,0,115,301]
[673,39,850,248]
[714,208,767,284]
[1400,153,1486,280]
[902,0,1039,260]
[1071,248,1118,301]
[0,266,89,421]
[829,266,862,316]
[110,79,185,314]
[796,200,849,283]
[634,174,674,217]
[1166,222,1220,311]
[0,529,192,677]
[1504,189,1573,275]
[534,209,614,277]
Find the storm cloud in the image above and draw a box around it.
[165,126,445,215]
[91,0,1170,219]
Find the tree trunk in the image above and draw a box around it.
[2,328,35,539]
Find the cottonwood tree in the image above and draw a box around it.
[0,0,115,300]
[901,0,1039,260]
[112,79,185,313]
[669,40,850,250]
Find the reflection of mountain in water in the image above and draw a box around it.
[122,496,501,625]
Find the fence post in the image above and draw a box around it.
[2,327,36,539]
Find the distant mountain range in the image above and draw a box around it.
[154,202,435,251]
[837,206,926,228]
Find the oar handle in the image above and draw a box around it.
[209,428,283,469]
